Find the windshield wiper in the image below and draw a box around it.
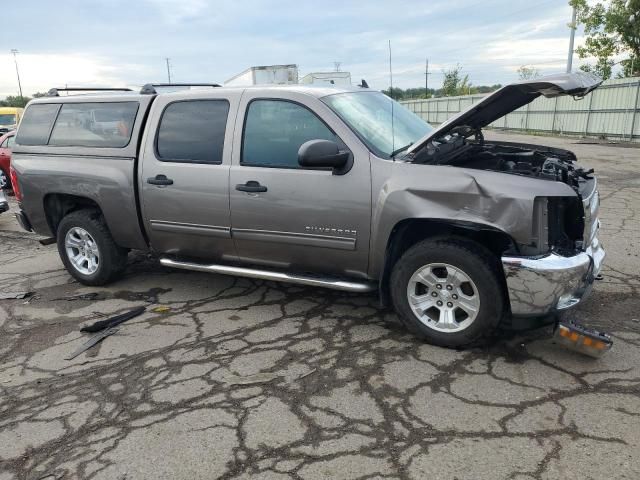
[390,142,413,158]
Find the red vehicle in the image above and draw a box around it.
[0,130,16,190]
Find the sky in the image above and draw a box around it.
[0,0,587,98]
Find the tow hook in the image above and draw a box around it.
[553,319,612,358]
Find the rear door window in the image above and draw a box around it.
[16,104,60,146]
[48,102,139,147]
[156,100,230,164]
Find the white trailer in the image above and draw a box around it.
[300,72,352,87]
[224,65,299,86]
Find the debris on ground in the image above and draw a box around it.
[62,292,103,302]
[80,306,145,333]
[65,328,120,360]
[152,305,171,313]
[554,319,613,358]
[65,306,146,360]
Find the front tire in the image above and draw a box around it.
[56,209,128,286]
[390,238,505,347]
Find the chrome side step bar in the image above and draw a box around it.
[159,257,376,293]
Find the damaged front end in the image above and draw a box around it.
[502,173,605,316]
[401,72,606,316]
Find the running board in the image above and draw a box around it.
[159,257,376,293]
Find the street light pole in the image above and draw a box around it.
[11,49,23,99]
[567,6,577,73]
[165,57,172,83]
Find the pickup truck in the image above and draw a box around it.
[11,73,605,347]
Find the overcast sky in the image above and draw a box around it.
[0,0,585,98]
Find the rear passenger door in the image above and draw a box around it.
[140,91,240,261]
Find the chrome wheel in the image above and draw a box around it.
[0,171,7,189]
[406,263,480,333]
[65,227,100,276]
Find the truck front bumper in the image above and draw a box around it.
[501,231,605,316]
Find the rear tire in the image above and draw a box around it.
[56,209,128,286]
[390,237,505,347]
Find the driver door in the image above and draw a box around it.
[229,91,372,278]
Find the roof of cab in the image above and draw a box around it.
[27,84,371,105]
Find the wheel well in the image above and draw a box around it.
[379,219,515,307]
[43,194,102,236]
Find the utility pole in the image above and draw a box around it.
[388,40,393,99]
[11,49,23,99]
[567,5,577,73]
[165,57,172,83]
[425,58,430,98]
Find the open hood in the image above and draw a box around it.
[407,72,602,157]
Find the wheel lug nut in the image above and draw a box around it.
[452,294,458,299]
[446,285,453,290]
[431,292,438,297]
[437,300,443,306]
[436,284,442,289]
[447,302,453,308]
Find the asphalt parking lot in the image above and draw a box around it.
[0,131,639,480]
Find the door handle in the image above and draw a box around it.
[147,174,174,186]
[236,180,267,193]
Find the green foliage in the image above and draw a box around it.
[382,83,502,100]
[0,95,31,108]
[0,92,47,108]
[441,65,472,96]
[571,0,640,79]
[517,65,540,80]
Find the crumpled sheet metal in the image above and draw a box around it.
[369,162,577,277]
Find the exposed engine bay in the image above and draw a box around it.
[409,130,599,255]
[411,130,594,193]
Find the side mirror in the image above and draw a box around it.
[298,139,350,173]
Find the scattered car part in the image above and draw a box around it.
[152,305,171,313]
[80,305,145,333]
[65,327,119,360]
[553,319,612,358]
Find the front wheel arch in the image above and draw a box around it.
[378,219,515,309]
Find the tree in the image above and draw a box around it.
[571,0,640,79]
[0,96,31,108]
[441,65,472,96]
[517,65,540,80]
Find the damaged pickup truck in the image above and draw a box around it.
[11,73,605,347]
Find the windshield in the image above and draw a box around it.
[0,114,16,126]
[322,91,432,158]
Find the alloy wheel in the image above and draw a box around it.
[406,263,481,333]
[65,227,100,276]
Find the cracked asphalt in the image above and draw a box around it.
[1,132,639,480]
